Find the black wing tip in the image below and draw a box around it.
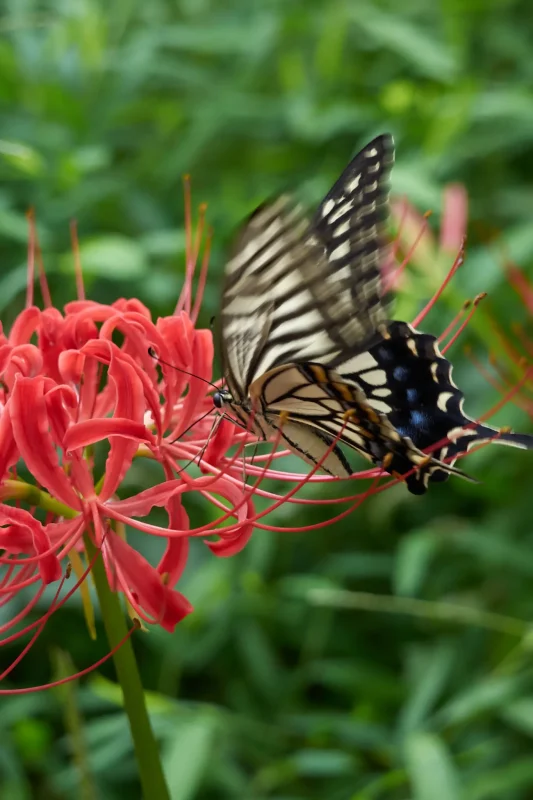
[365,132,395,155]
[497,430,533,450]
[473,424,533,451]
[404,462,479,495]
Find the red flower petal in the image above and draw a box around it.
[0,504,61,583]
[0,403,19,480]
[104,532,192,632]
[158,497,190,585]
[64,418,154,450]
[10,377,81,510]
[8,307,41,346]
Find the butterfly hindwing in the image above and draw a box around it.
[249,362,471,483]
[336,320,533,492]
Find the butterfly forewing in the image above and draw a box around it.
[220,134,396,397]
[311,133,395,346]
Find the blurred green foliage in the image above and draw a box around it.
[1,0,533,798]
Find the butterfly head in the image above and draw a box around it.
[213,389,233,409]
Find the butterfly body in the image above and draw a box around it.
[216,134,533,493]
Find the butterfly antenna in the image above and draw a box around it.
[148,347,220,392]
[170,407,215,444]
[175,411,226,474]
[241,439,260,485]
[218,411,250,433]
[196,413,222,470]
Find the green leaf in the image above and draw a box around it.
[434,675,524,727]
[501,697,533,737]
[405,732,461,800]
[0,139,45,176]
[290,748,355,778]
[60,236,147,279]
[351,6,458,81]
[163,713,218,800]
[394,530,439,596]
[398,641,455,735]
[466,758,533,800]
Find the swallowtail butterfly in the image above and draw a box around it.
[213,135,533,493]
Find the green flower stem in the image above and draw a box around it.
[3,479,169,794]
[1,479,78,518]
[84,535,170,800]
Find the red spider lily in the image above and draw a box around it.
[0,181,530,689]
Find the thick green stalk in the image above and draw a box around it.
[85,536,170,800]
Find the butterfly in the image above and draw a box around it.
[213,134,533,493]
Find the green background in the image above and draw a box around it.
[1,1,533,798]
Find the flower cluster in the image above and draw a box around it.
[0,184,531,687]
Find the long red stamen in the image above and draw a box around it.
[191,227,213,325]
[385,211,432,292]
[25,208,36,308]
[70,220,85,301]
[176,175,194,315]
[0,620,140,695]
[441,293,486,354]
[411,238,465,328]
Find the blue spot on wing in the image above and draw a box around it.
[410,409,428,428]
[376,344,395,362]
[393,365,409,381]
[406,388,420,405]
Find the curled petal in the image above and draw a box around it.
[112,298,152,318]
[64,418,155,451]
[104,474,255,552]
[62,311,99,350]
[160,312,195,368]
[205,520,254,556]
[10,377,81,510]
[45,385,94,498]
[0,504,61,583]
[81,339,163,442]
[104,532,192,632]
[158,498,190,585]
[202,417,239,470]
[73,340,150,501]
[0,403,19,480]
[153,314,196,426]
[1,344,43,388]
[39,307,66,383]
[58,349,86,384]
[104,348,151,501]
[8,307,41,346]
[170,328,214,438]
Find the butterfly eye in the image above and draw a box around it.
[213,391,229,409]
